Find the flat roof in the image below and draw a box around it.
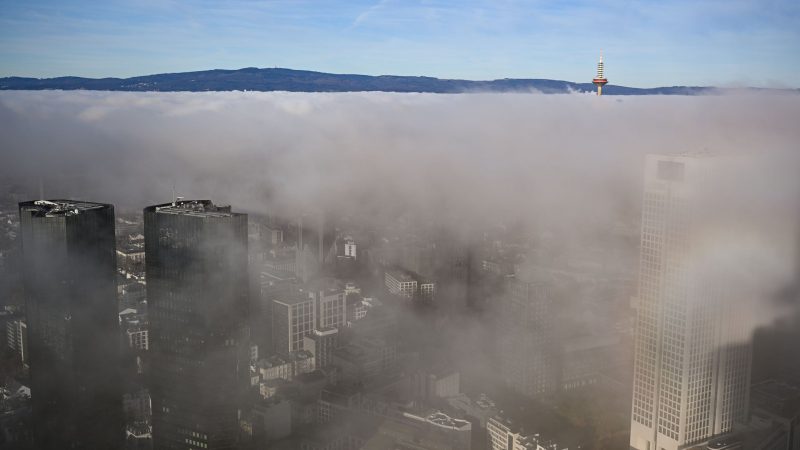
[273,293,313,306]
[20,199,108,217]
[305,277,344,293]
[147,200,240,218]
[313,327,339,337]
[385,269,416,282]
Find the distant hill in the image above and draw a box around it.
[0,67,726,94]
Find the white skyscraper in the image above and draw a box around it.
[630,154,752,450]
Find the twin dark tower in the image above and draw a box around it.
[19,199,248,450]
[19,200,123,449]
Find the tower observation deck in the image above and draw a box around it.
[593,53,608,95]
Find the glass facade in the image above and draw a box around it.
[630,156,752,450]
[18,200,123,449]
[144,200,249,450]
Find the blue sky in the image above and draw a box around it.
[1,0,798,87]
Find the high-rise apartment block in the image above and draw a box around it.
[630,155,753,450]
[18,200,123,449]
[145,200,249,450]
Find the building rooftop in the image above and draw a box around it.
[313,327,338,337]
[117,241,145,254]
[21,199,107,217]
[273,293,314,306]
[150,200,238,218]
[418,411,471,431]
[386,269,417,282]
[305,276,345,293]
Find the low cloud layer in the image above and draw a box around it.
[1,90,799,327]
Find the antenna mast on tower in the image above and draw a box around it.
[592,51,608,95]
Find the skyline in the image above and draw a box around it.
[1,0,799,88]
[1,89,799,448]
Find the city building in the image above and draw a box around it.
[145,200,249,450]
[487,416,561,450]
[248,398,292,443]
[385,269,418,298]
[497,276,558,399]
[257,268,298,352]
[262,248,296,274]
[123,388,153,426]
[419,279,436,300]
[5,318,27,367]
[272,294,316,355]
[294,212,336,282]
[630,155,753,450]
[306,277,347,330]
[116,238,145,275]
[346,293,370,325]
[18,199,124,449]
[303,327,339,369]
[384,267,436,300]
[119,307,149,353]
[362,411,472,450]
[255,350,316,383]
[412,367,461,403]
[126,326,149,351]
[559,335,620,392]
[343,237,357,259]
[333,337,398,382]
[262,225,284,246]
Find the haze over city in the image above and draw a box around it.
[0,2,799,450]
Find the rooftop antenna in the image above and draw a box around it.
[172,183,176,207]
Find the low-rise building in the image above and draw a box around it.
[487,416,564,450]
[385,268,436,300]
[256,350,316,383]
[333,337,398,382]
[385,269,417,298]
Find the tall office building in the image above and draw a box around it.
[295,212,336,282]
[497,276,558,399]
[630,155,752,450]
[18,200,123,449]
[145,200,249,450]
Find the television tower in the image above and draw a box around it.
[593,52,608,95]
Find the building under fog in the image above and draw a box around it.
[294,212,336,282]
[18,200,123,449]
[272,294,316,355]
[145,200,249,450]
[307,277,347,329]
[303,327,338,369]
[630,155,753,450]
[497,276,558,399]
[385,268,436,300]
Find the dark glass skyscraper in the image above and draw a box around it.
[145,200,249,450]
[18,200,123,449]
